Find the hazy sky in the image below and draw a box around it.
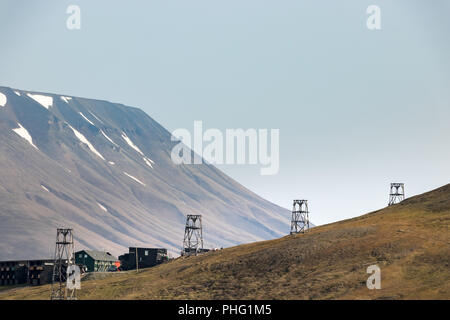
[1,1,449,225]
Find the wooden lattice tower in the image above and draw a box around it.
[290,200,310,234]
[183,215,203,256]
[51,228,76,300]
[389,183,405,206]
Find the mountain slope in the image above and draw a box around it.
[2,183,449,300]
[0,86,290,260]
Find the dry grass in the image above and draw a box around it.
[1,184,449,300]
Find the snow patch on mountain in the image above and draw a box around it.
[123,172,146,186]
[12,123,38,150]
[97,203,108,212]
[101,130,118,147]
[60,96,72,103]
[14,91,21,96]
[27,94,53,109]
[121,133,144,156]
[108,161,115,165]
[79,112,95,126]
[0,93,6,107]
[89,111,104,124]
[68,125,105,160]
[41,185,50,192]
[143,157,154,168]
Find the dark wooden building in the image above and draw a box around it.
[182,248,210,256]
[0,259,54,286]
[75,250,118,272]
[28,259,54,285]
[119,247,168,270]
[0,260,27,285]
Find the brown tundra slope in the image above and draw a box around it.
[1,184,449,300]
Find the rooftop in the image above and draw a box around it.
[77,250,117,262]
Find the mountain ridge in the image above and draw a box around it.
[0,85,290,260]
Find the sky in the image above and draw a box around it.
[0,0,449,225]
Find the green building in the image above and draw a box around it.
[75,250,118,272]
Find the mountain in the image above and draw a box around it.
[0,86,290,260]
[2,183,449,300]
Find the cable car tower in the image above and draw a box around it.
[389,183,405,206]
[51,228,76,300]
[182,215,203,256]
[290,200,310,234]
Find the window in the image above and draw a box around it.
[79,254,82,258]
[85,254,87,258]
[145,250,148,256]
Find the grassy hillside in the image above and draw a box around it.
[1,184,449,300]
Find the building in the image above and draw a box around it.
[119,247,168,270]
[28,259,54,286]
[182,248,210,256]
[0,260,27,286]
[75,250,118,272]
[0,259,54,286]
